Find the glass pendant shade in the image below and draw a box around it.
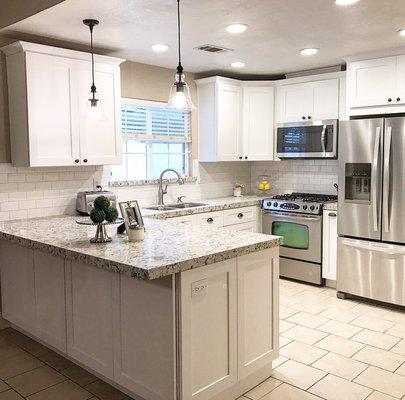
[168,72,196,110]
[86,93,106,121]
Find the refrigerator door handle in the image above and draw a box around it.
[371,126,381,232]
[383,126,392,233]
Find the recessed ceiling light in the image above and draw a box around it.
[300,48,319,56]
[231,61,246,68]
[335,0,360,5]
[151,44,169,52]
[226,24,248,34]
[399,29,405,37]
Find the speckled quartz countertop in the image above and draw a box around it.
[0,196,281,280]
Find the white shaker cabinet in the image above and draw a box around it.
[275,78,339,123]
[242,86,274,161]
[322,209,338,281]
[196,77,275,162]
[1,41,124,167]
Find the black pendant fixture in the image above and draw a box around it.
[167,0,196,110]
[83,18,106,120]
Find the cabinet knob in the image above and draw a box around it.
[237,213,244,219]
[74,159,79,164]
[239,156,243,160]
[308,116,311,120]
[207,217,214,223]
[388,98,392,102]
[397,97,401,102]
[302,116,306,120]
[83,159,88,163]
[244,156,248,160]
[328,212,337,217]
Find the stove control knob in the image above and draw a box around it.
[310,205,315,211]
[303,205,308,210]
[266,202,272,207]
[273,202,278,207]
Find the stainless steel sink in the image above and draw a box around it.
[145,202,208,211]
[166,202,208,209]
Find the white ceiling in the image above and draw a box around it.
[2,0,405,76]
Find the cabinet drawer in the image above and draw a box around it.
[223,206,257,226]
[194,211,224,227]
[170,214,195,225]
[224,221,257,232]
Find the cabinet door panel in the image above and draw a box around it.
[276,83,312,123]
[25,52,80,166]
[322,210,338,281]
[66,261,115,378]
[34,251,66,352]
[347,57,397,108]
[237,248,279,379]
[0,242,35,331]
[312,79,339,120]
[243,87,274,161]
[77,61,122,165]
[217,84,242,161]
[181,259,237,400]
[396,55,405,104]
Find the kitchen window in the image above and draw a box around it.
[110,98,191,181]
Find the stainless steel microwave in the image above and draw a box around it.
[276,119,338,159]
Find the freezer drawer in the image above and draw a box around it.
[337,237,405,306]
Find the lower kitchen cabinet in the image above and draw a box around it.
[322,209,338,281]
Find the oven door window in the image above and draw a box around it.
[272,221,309,250]
[277,125,334,154]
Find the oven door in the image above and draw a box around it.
[262,211,322,263]
[276,120,337,159]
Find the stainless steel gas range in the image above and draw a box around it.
[261,193,337,285]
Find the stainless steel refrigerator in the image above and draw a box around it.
[337,117,405,307]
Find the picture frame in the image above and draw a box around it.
[119,200,145,233]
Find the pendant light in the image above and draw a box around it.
[83,19,106,120]
[167,0,196,110]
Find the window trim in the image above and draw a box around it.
[109,97,193,185]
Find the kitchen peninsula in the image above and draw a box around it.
[0,210,281,400]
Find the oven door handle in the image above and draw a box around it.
[263,211,322,221]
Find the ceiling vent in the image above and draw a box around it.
[195,44,232,53]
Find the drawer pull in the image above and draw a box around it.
[237,213,244,219]
[207,217,214,223]
[328,212,337,217]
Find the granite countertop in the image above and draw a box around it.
[141,195,265,219]
[0,196,280,280]
[323,201,338,211]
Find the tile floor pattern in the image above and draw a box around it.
[0,280,404,400]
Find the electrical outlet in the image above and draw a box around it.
[191,279,208,297]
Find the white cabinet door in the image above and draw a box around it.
[276,83,312,123]
[396,55,405,105]
[237,248,279,379]
[181,259,237,400]
[347,57,397,108]
[0,242,36,332]
[217,83,242,161]
[242,86,274,161]
[77,61,122,166]
[312,79,339,120]
[34,251,66,352]
[322,209,338,281]
[223,221,257,232]
[66,261,116,378]
[25,52,80,166]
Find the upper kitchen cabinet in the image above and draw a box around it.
[346,54,405,116]
[196,77,275,162]
[275,78,339,123]
[1,41,124,167]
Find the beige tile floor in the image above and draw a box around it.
[0,279,404,400]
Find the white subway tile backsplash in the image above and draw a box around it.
[8,174,26,183]
[19,200,37,210]
[1,201,19,211]
[9,210,28,220]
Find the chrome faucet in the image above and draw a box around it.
[157,168,184,205]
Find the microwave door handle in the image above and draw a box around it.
[383,126,392,233]
[320,125,327,156]
[371,126,381,232]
